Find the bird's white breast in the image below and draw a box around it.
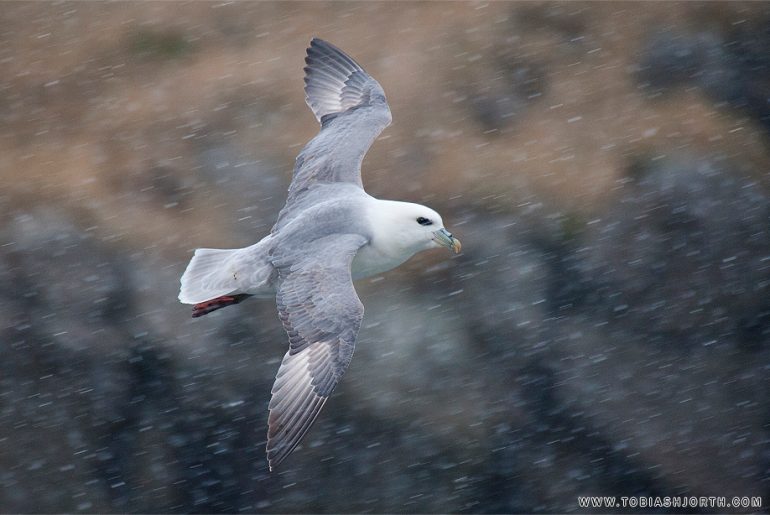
[351,240,411,280]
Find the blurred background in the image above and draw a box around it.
[2,1,770,512]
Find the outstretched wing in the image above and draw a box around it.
[266,234,367,470]
[283,39,392,206]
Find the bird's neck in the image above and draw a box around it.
[365,199,422,256]
[351,199,422,280]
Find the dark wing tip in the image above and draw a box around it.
[303,37,384,124]
[266,394,328,472]
[264,340,340,472]
[304,38,364,76]
[307,38,357,60]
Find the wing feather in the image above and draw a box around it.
[266,234,366,470]
[273,39,392,231]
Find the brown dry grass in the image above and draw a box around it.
[2,1,769,252]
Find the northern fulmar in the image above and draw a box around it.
[179,38,461,470]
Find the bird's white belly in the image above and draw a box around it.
[351,243,411,280]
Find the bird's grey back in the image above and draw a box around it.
[269,188,372,257]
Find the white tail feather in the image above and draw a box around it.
[179,248,241,304]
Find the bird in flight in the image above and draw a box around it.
[179,38,461,470]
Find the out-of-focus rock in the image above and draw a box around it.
[552,154,770,495]
[638,21,770,133]
[581,155,770,348]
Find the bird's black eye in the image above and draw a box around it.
[416,217,432,226]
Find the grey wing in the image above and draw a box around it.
[284,39,392,204]
[266,234,367,470]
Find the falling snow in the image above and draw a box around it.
[1,2,770,513]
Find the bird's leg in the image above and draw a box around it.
[192,294,252,318]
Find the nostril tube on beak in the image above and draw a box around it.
[432,228,461,254]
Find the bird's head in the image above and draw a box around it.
[377,201,461,255]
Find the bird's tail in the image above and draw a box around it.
[178,248,241,305]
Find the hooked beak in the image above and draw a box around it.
[432,228,462,254]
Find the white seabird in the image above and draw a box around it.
[179,38,461,471]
